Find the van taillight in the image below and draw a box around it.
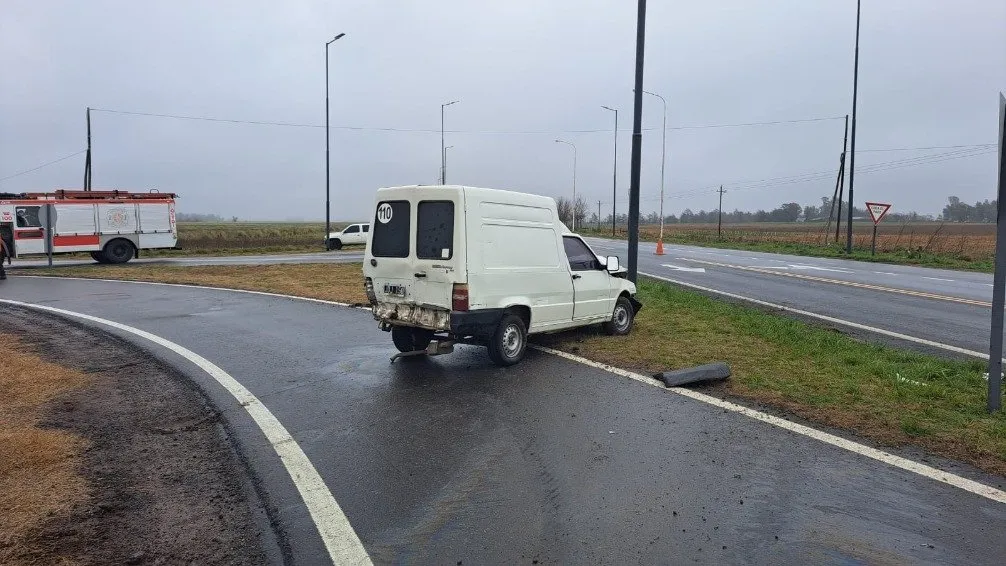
[452,283,469,312]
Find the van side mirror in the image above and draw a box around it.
[606,256,620,272]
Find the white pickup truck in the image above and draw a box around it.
[326,223,369,250]
[362,185,642,366]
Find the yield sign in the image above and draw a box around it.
[866,201,892,225]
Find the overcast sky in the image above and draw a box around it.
[2,0,1004,221]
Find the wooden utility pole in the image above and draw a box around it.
[717,185,725,238]
[597,200,602,231]
[825,115,849,244]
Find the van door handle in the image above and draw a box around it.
[571,274,581,280]
[414,272,427,278]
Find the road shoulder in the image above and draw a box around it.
[0,306,279,565]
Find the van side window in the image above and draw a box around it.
[371,201,410,257]
[563,236,599,271]
[15,206,42,228]
[417,201,454,260]
[344,225,359,234]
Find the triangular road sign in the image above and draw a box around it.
[866,201,892,225]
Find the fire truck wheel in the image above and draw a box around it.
[90,251,110,264]
[103,239,136,264]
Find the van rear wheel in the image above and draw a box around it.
[487,314,527,367]
[391,326,434,353]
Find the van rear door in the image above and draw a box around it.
[365,188,465,311]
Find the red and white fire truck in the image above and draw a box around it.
[0,189,178,264]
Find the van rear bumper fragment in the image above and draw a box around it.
[373,302,451,331]
[450,308,504,339]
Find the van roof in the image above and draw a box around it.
[377,185,557,207]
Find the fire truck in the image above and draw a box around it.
[0,190,178,264]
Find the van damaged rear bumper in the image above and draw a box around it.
[373,302,451,331]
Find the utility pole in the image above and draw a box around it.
[601,105,618,236]
[625,0,647,282]
[324,32,345,250]
[717,185,725,238]
[555,139,577,230]
[827,114,849,244]
[643,89,667,255]
[84,107,92,190]
[847,0,861,254]
[441,100,459,184]
[597,200,602,231]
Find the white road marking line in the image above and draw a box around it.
[788,264,854,273]
[989,284,996,287]
[923,277,956,282]
[17,276,1006,506]
[638,271,992,361]
[661,263,706,273]
[0,298,373,566]
[875,272,899,276]
[532,344,1006,505]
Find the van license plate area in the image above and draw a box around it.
[384,284,406,297]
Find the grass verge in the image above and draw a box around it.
[0,334,90,565]
[27,263,1006,475]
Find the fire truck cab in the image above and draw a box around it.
[0,189,178,264]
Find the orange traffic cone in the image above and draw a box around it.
[655,239,665,255]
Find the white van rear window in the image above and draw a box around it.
[371,200,410,257]
[417,201,454,260]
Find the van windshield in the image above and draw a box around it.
[371,200,410,257]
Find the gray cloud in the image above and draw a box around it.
[2,0,1004,220]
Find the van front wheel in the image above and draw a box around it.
[487,314,527,367]
[603,296,635,336]
[391,326,433,353]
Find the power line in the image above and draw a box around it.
[0,149,87,183]
[857,143,996,152]
[89,107,847,135]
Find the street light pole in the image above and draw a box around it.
[443,145,454,184]
[555,139,577,230]
[602,105,618,236]
[324,32,345,251]
[441,100,459,184]
[642,89,666,254]
[847,0,861,254]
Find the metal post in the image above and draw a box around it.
[602,106,618,236]
[597,200,602,231]
[45,203,53,267]
[847,0,861,254]
[831,115,849,244]
[555,139,577,230]
[625,0,647,283]
[441,100,458,185]
[987,92,1006,413]
[84,107,92,191]
[324,33,345,250]
[717,185,725,238]
[643,90,666,248]
[871,224,877,256]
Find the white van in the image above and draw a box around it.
[362,185,642,366]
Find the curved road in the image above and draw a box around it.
[2,277,1004,565]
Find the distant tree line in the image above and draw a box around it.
[575,194,996,226]
[176,213,240,222]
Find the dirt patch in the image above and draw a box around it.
[0,306,272,566]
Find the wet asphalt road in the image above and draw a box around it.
[2,277,1004,565]
[584,237,995,356]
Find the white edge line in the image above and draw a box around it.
[638,271,992,362]
[0,297,374,565]
[923,277,956,282]
[16,274,1006,506]
[531,344,1006,505]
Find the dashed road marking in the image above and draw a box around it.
[0,297,373,566]
[924,277,956,282]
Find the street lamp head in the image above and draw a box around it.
[327,33,346,45]
[444,100,459,108]
[601,105,616,112]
